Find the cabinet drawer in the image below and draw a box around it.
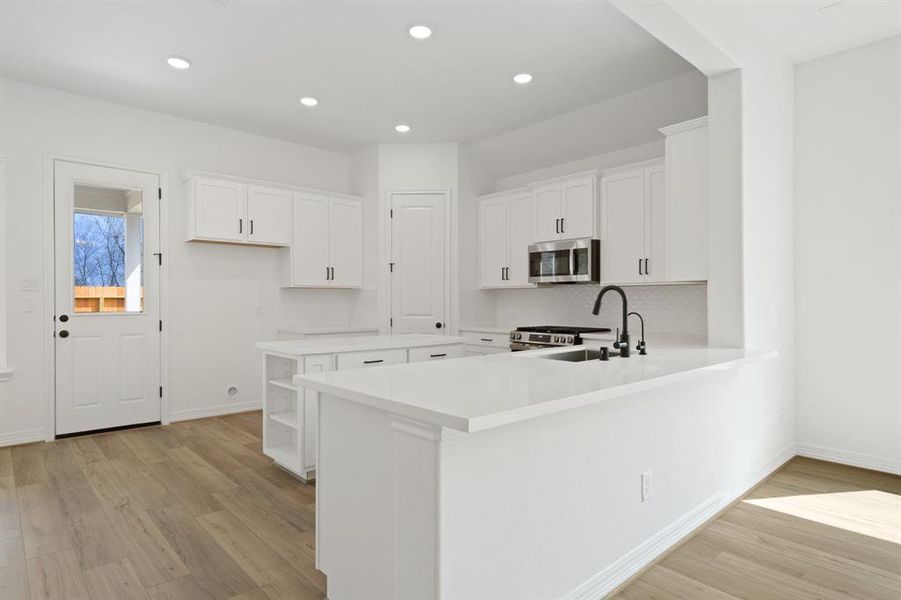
[408,344,464,363]
[463,345,510,356]
[336,348,407,371]
[461,331,508,348]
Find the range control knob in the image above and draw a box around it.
[567,335,574,343]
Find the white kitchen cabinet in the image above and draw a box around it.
[478,190,535,289]
[600,163,665,284]
[285,192,363,288]
[258,335,464,480]
[460,327,510,355]
[660,117,708,281]
[247,185,291,246]
[531,172,598,242]
[186,177,291,246]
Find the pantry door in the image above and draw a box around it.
[389,192,448,334]
[54,160,162,435]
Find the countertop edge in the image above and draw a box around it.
[297,348,778,433]
[256,334,464,356]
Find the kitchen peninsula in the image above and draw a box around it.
[297,344,776,600]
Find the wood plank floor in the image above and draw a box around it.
[0,412,322,600]
[612,456,901,600]
[2,414,899,599]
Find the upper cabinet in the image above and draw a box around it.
[186,176,291,246]
[284,192,363,288]
[531,172,598,242]
[659,117,708,282]
[600,164,665,284]
[478,190,535,288]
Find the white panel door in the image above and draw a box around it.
[328,197,363,288]
[601,170,646,284]
[54,161,161,435]
[506,193,535,286]
[645,165,667,282]
[391,193,446,334]
[533,184,562,242]
[291,192,331,286]
[193,177,245,242]
[479,197,508,288]
[247,185,291,246]
[561,176,596,239]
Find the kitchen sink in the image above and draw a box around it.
[540,348,604,362]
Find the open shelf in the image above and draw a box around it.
[269,411,299,428]
[268,377,299,391]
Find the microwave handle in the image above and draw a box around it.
[570,248,575,277]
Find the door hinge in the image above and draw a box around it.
[389,317,393,327]
[389,262,395,272]
[158,187,162,200]
[159,386,163,398]
[153,252,162,266]
[390,209,394,218]
[159,320,163,332]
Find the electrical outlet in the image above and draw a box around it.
[641,471,653,502]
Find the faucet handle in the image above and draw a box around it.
[613,327,622,349]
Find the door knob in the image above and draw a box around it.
[58,330,69,338]
[59,314,69,322]
[435,322,443,329]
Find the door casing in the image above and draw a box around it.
[381,189,457,335]
[42,153,171,440]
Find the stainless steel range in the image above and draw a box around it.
[509,325,613,352]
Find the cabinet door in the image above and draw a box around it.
[479,197,508,288]
[290,192,331,286]
[506,193,535,286]
[561,176,596,239]
[193,178,246,241]
[247,185,291,246]
[644,165,666,282]
[601,170,646,284]
[533,184,562,242]
[302,354,333,470]
[328,197,363,288]
[665,126,708,281]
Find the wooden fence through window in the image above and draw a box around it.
[74,286,143,313]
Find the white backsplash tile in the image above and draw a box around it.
[493,283,707,335]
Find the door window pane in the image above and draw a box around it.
[73,185,143,313]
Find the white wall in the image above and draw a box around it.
[0,79,351,442]
[457,145,497,328]
[794,36,901,473]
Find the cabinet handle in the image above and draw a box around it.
[560,218,565,233]
[430,353,447,358]
[644,258,649,275]
[250,220,254,235]
[555,218,560,234]
[363,359,384,364]
[326,266,330,281]
[331,267,335,280]
[239,218,243,234]
[638,258,643,275]
[480,338,493,342]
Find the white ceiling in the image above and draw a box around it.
[729,0,901,65]
[0,0,699,152]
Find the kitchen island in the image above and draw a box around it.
[256,334,463,479]
[297,344,777,600]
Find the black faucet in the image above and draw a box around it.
[628,311,647,355]
[592,285,630,358]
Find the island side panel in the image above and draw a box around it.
[437,369,743,599]
[318,394,442,600]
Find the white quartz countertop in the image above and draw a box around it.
[256,334,463,356]
[296,345,776,433]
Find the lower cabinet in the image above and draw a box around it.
[261,341,463,480]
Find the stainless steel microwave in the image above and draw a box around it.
[528,238,600,284]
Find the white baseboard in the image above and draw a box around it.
[797,442,901,476]
[563,442,797,600]
[0,427,46,447]
[168,400,261,423]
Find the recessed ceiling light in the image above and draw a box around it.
[166,56,191,70]
[299,97,319,107]
[395,124,411,133]
[408,25,432,40]
[513,73,533,84]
